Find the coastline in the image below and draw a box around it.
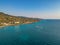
[0,21,38,28]
[0,12,40,28]
[0,22,32,28]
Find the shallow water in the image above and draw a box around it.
[0,20,60,45]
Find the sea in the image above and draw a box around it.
[0,19,60,45]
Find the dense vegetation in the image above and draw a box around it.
[0,12,39,26]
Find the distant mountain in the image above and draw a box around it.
[0,12,40,27]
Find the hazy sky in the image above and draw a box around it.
[0,0,60,19]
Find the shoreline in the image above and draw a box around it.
[0,21,38,28]
[0,23,31,28]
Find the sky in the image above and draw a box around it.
[0,0,60,19]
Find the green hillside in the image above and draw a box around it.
[0,12,39,27]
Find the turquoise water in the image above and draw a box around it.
[0,20,60,45]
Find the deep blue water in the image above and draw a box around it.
[0,20,60,45]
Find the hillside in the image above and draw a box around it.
[0,12,40,27]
